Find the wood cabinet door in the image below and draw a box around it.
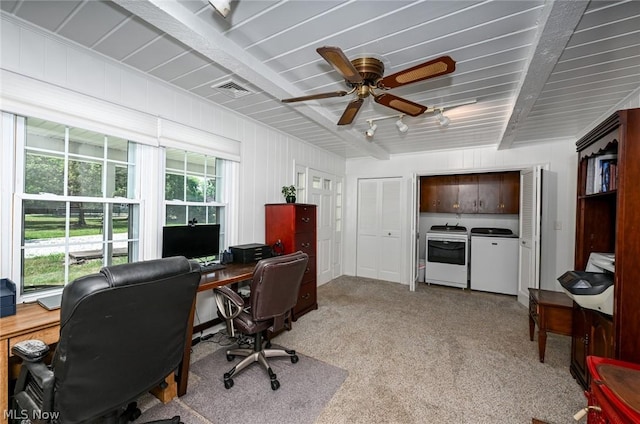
[501,172,520,214]
[457,174,478,213]
[590,313,614,359]
[436,176,458,212]
[477,173,501,213]
[571,305,591,389]
[419,176,438,212]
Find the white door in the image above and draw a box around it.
[356,178,402,283]
[518,166,557,305]
[309,169,335,285]
[410,174,419,291]
[518,169,536,304]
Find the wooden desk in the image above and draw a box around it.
[177,262,255,396]
[528,288,573,363]
[1,303,60,424]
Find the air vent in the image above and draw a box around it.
[212,80,252,98]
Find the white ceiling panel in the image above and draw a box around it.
[93,16,163,60]
[123,36,189,71]
[57,1,129,47]
[13,0,81,32]
[2,0,638,159]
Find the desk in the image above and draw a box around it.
[1,303,60,424]
[0,262,255,421]
[177,262,255,396]
[528,288,573,363]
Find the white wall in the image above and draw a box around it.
[344,140,579,288]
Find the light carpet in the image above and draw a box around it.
[140,345,348,424]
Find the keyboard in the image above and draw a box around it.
[200,262,226,273]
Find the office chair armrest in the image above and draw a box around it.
[12,339,50,362]
[214,286,244,320]
[13,341,56,414]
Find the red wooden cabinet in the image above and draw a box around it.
[585,356,640,424]
[265,203,318,320]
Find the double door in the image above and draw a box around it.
[356,178,402,283]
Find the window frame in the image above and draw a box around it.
[162,148,228,260]
[12,115,142,300]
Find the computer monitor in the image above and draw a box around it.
[161,224,220,260]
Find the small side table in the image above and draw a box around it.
[528,288,573,363]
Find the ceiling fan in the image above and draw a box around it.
[281,46,456,125]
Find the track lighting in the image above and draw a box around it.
[395,117,409,133]
[364,114,409,139]
[209,0,231,18]
[435,109,450,127]
[365,122,377,138]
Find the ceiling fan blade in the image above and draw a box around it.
[317,46,363,84]
[281,91,349,103]
[337,98,364,125]
[374,93,428,117]
[378,56,456,89]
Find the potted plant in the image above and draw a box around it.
[281,185,297,203]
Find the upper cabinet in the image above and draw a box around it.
[420,175,459,213]
[477,172,520,214]
[420,171,519,214]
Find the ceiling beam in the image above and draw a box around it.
[497,0,589,150]
[112,0,390,159]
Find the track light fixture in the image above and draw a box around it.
[435,109,450,127]
[365,114,408,139]
[365,122,378,138]
[395,117,409,133]
[209,0,231,18]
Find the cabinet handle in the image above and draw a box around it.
[479,200,483,208]
[302,293,310,300]
[301,243,310,248]
[301,217,310,223]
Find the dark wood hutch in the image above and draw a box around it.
[570,108,640,389]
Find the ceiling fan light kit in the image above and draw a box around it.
[281,46,456,126]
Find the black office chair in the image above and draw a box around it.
[10,257,201,424]
[214,251,309,391]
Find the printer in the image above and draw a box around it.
[558,252,614,316]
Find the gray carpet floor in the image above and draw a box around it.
[141,276,586,423]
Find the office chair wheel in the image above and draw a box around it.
[224,378,234,389]
[291,354,299,364]
[226,354,235,361]
[270,379,280,391]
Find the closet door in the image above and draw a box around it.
[356,178,402,282]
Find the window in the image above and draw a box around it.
[164,148,227,259]
[18,117,140,296]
